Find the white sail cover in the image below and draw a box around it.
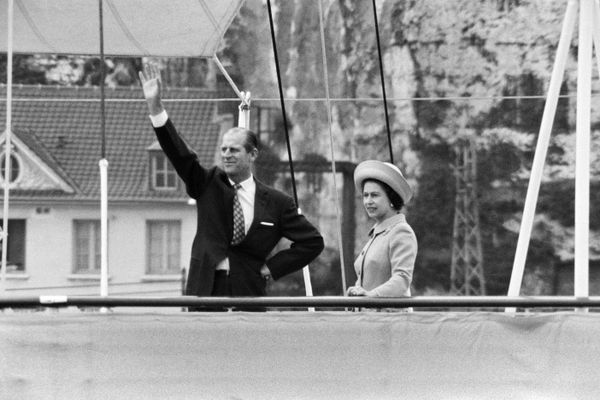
[3,311,600,399]
[0,0,245,57]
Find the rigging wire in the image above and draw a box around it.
[1,94,578,103]
[371,0,394,164]
[317,0,347,295]
[1,0,15,294]
[265,0,298,207]
[98,0,110,302]
[266,0,315,301]
[98,0,106,159]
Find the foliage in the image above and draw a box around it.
[408,140,454,293]
[0,54,46,84]
[0,54,142,87]
[383,0,597,295]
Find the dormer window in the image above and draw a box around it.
[150,152,177,190]
[0,152,21,184]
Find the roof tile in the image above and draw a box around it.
[0,85,224,201]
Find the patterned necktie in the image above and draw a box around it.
[231,183,245,245]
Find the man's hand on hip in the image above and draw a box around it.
[260,265,272,281]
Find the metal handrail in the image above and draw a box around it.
[2,295,600,309]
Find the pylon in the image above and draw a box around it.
[450,138,486,295]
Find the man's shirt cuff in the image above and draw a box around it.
[149,110,168,127]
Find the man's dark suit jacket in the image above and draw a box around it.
[154,119,324,296]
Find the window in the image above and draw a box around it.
[0,219,26,272]
[251,106,278,146]
[0,153,21,184]
[73,220,101,273]
[150,153,177,190]
[147,220,181,274]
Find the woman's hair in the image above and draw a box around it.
[362,178,405,211]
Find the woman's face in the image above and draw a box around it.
[362,180,395,223]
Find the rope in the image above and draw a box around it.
[199,0,221,34]
[266,0,314,300]
[1,0,15,293]
[199,0,224,49]
[212,55,248,104]
[317,0,347,295]
[371,0,394,164]
[265,0,298,205]
[0,94,580,103]
[202,0,250,107]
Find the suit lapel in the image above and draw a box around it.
[249,180,269,234]
[224,178,235,236]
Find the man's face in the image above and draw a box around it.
[220,129,257,182]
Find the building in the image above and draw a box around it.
[0,84,232,296]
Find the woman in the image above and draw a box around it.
[347,160,417,297]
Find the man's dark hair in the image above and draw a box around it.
[362,178,405,211]
[227,127,259,152]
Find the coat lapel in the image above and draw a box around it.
[248,179,269,235]
[223,178,236,237]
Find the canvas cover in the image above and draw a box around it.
[1,311,599,399]
[0,0,244,57]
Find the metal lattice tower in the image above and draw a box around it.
[450,139,486,295]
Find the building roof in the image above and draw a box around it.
[0,84,225,202]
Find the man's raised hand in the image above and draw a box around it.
[139,62,164,116]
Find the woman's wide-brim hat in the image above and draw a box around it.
[354,160,412,204]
